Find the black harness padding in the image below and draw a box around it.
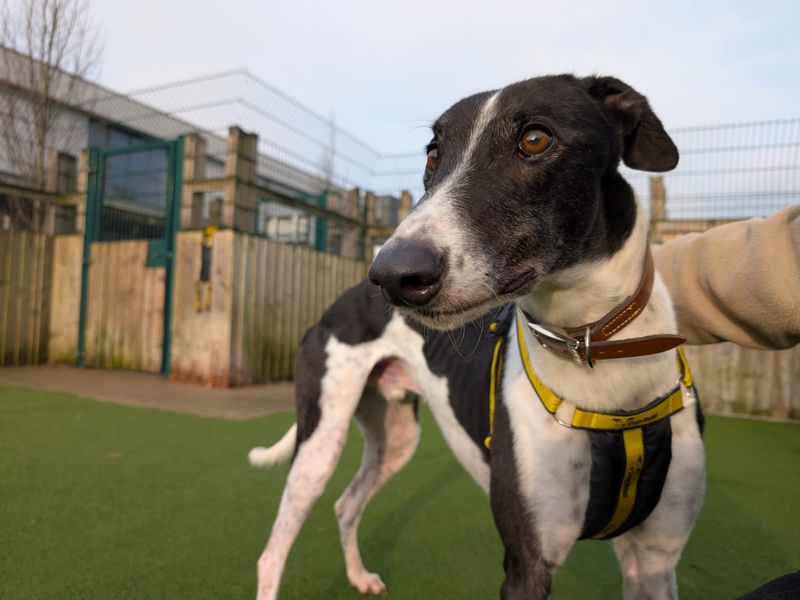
[412,302,517,458]
[579,416,673,539]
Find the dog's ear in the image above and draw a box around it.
[580,75,678,172]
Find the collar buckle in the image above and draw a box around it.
[566,339,584,367]
[583,326,595,369]
[527,322,595,369]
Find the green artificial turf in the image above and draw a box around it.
[1,383,798,599]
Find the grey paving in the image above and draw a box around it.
[0,366,294,420]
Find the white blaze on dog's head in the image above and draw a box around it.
[376,90,501,327]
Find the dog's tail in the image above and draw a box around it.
[248,423,297,468]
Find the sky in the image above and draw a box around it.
[90,0,799,155]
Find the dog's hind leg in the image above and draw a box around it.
[256,334,378,600]
[335,388,420,596]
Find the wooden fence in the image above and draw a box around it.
[3,229,799,418]
[169,230,369,386]
[685,344,800,420]
[230,233,368,385]
[47,235,82,364]
[0,230,53,366]
[83,240,166,372]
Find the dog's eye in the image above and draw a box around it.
[426,145,439,171]
[518,128,553,157]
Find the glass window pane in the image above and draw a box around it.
[99,147,169,241]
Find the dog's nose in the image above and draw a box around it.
[369,242,445,307]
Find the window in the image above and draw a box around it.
[88,120,150,150]
[99,148,170,241]
[256,197,317,246]
[191,190,224,228]
[373,195,399,226]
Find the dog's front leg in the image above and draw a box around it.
[489,402,559,600]
[614,533,680,600]
[613,407,705,600]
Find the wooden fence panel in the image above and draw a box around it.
[228,233,369,384]
[684,344,800,419]
[83,240,165,372]
[0,231,53,366]
[170,230,235,386]
[47,234,82,364]
[3,228,798,420]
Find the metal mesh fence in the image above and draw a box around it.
[2,51,799,233]
[384,119,800,223]
[0,192,41,230]
[0,96,90,187]
[623,118,800,228]
[98,147,171,241]
[0,192,76,232]
[123,70,426,198]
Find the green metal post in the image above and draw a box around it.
[160,137,184,377]
[76,149,101,367]
[315,192,328,252]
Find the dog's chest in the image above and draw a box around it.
[499,318,679,546]
[502,355,594,547]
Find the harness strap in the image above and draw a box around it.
[484,335,505,450]
[591,427,645,539]
[483,314,694,433]
[515,316,691,430]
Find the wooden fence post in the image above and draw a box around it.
[649,176,666,243]
[225,127,259,233]
[398,190,412,222]
[181,134,207,228]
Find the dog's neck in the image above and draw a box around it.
[516,201,650,331]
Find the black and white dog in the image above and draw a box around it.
[249,74,705,600]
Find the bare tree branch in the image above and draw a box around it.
[0,0,102,230]
[0,0,102,229]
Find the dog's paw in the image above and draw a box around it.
[350,571,387,596]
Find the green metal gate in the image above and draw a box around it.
[78,138,183,374]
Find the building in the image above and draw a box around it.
[0,44,411,385]
[0,45,412,258]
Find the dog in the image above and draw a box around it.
[249,74,705,600]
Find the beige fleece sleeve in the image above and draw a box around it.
[653,204,800,349]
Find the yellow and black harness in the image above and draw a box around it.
[484,312,698,540]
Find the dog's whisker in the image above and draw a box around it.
[460,320,483,359]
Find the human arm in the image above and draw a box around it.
[653,205,800,349]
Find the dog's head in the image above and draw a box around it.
[369,74,678,329]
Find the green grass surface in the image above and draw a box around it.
[1,384,798,599]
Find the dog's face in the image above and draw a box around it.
[369,74,678,329]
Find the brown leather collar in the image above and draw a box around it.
[523,248,686,367]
